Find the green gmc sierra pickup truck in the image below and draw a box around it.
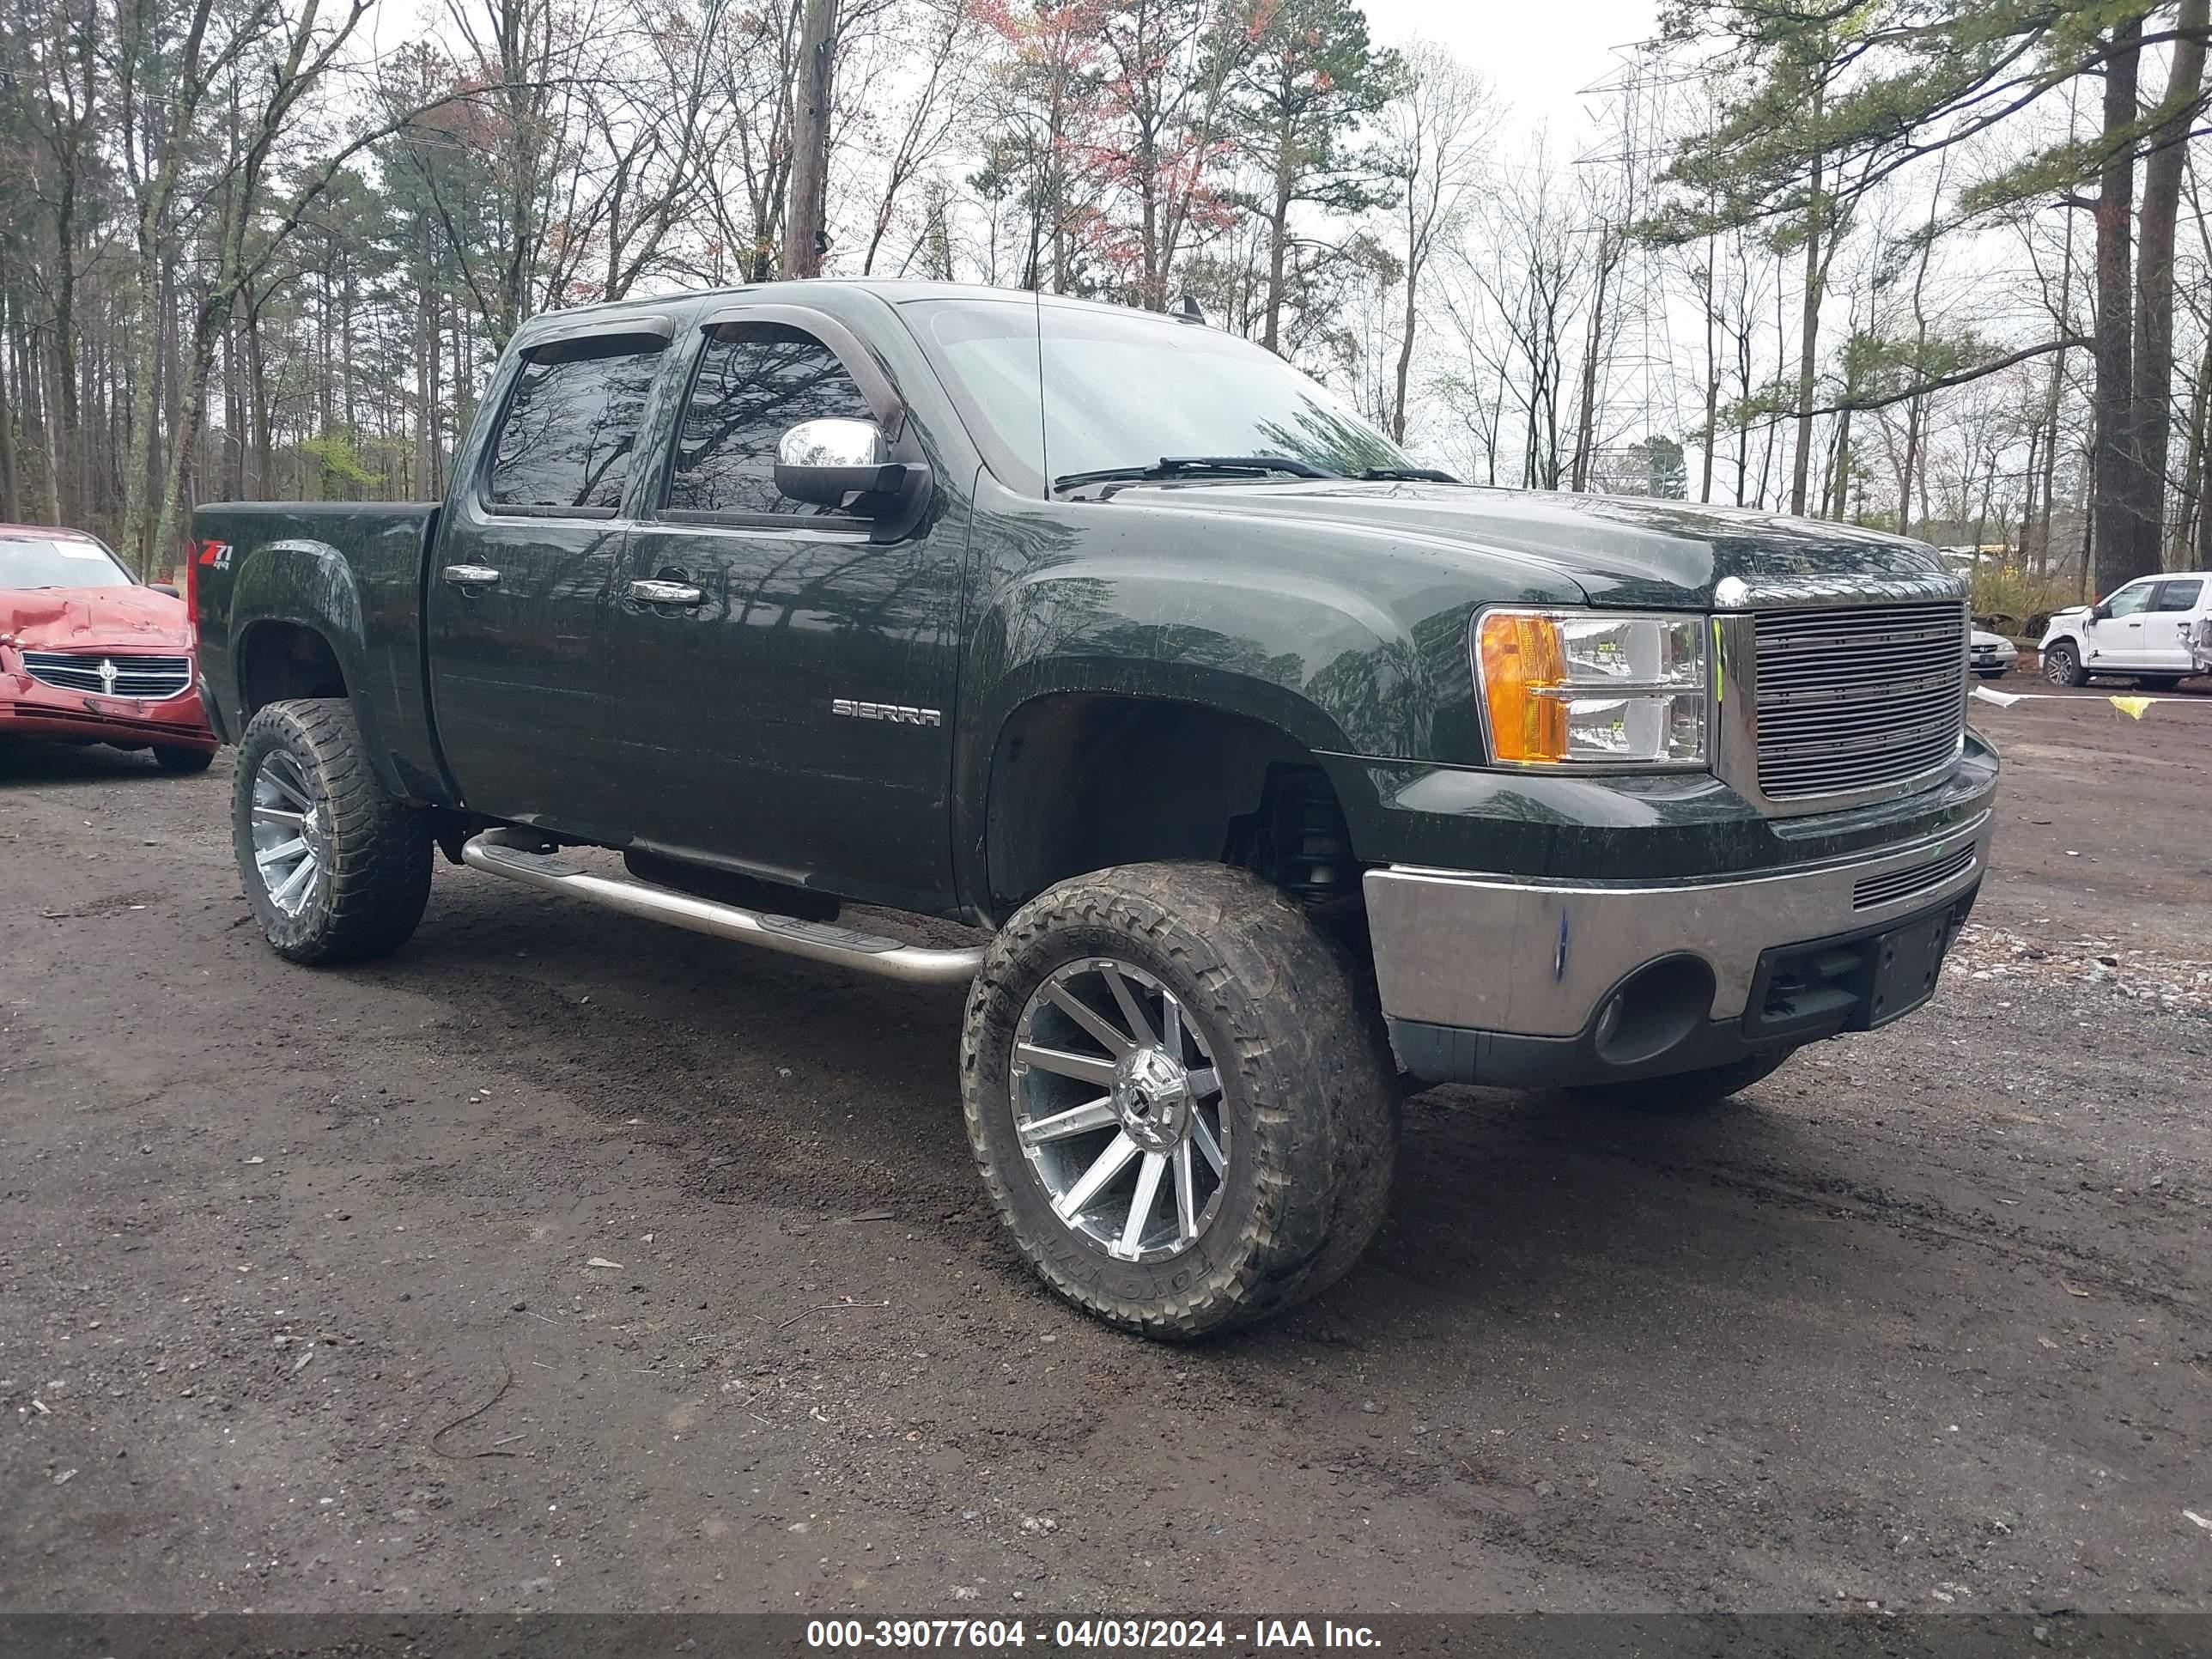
[191,279,1996,1338]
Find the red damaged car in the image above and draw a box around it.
[0,524,217,774]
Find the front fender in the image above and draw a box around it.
[2039,608,2091,650]
[951,556,1490,921]
[969,556,1480,760]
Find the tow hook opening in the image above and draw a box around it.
[1592,956,1716,1066]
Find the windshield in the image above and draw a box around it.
[0,533,133,589]
[908,298,1413,493]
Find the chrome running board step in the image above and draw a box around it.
[460,830,985,986]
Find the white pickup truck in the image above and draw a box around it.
[2039,571,2212,690]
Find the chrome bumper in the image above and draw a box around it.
[1363,810,1994,1039]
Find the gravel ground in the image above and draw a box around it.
[3,684,2210,1617]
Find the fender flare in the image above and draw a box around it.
[951,560,1448,917]
[227,540,404,798]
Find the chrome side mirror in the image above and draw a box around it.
[774,417,902,509]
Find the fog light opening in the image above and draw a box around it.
[1592,957,1716,1066]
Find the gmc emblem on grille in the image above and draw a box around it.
[832,698,941,726]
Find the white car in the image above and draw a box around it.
[1971,629,2019,679]
[2039,571,2212,689]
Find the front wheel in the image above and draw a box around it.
[233,698,434,963]
[1570,1048,1792,1113]
[2042,641,2088,687]
[961,862,1400,1340]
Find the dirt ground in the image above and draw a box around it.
[3,683,2210,1619]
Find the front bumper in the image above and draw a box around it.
[1366,807,1992,1088]
[0,665,216,751]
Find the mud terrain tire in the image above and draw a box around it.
[233,698,433,964]
[961,861,1399,1340]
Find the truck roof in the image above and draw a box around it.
[510,277,1185,337]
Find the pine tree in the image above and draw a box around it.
[1226,0,1399,355]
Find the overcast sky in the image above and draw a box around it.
[1361,0,1663,146]
[355,1,1670,151]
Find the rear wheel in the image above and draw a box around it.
[961,862,1398,1340]
[2042,641,2088,686]
[1570,1048,1792,1113]
[154,744,215,775]
[233,698,433,963]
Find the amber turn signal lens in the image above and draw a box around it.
[1477,611,1570,763]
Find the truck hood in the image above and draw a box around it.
[1,585,192,650]
[1120,481,1954,608]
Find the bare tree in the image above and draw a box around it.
[1375,41,1492,443]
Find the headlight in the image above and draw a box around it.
[1474,607,1709,767]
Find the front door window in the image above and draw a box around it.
[665,324,877,519]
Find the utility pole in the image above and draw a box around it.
[782,0,841,280]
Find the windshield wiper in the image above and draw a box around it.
[1357,465,1459,483]
[1051,454,1341,494]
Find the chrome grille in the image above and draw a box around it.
[20,650,193,702]
[1753,602,1966,802]
[1851,845,1976,911]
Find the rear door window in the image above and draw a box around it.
[488,338,665,514]
[664,323,877,518]
[2152,579,2203,612]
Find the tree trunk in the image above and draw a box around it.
[1392,268,1418,445]
[247,303,272,500]
[416,217,438,499]
[1734,297,1752,505]
[51,171,81,526]
[1570,229,1614,494]
[0,339,18,525]
[1261,120,1294,356]
[1698,234,1718,502]
[2092,15,2146,594]
[1899,398,1925,538]
[2198,398,2212,568]
[2126,0,2208,575]
[1822,404,1840,520]
[1894,150,1947,539]
[118,250,166,574]
[781,0,840,280]
[2035,268,2075,574]
[2184,325,2212,567]
[0,294,22,526]
[1789,131,1825,516]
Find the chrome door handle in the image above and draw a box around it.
[629,579,707,607]
[444,564,501,587]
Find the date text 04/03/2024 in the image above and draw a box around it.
[804,1619,1382,1650]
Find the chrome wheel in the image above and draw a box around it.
[1010,958,1230,1262]
[250,751,324,916]
[2044,646,2078,685]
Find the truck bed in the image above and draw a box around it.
[191,500,448,804]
